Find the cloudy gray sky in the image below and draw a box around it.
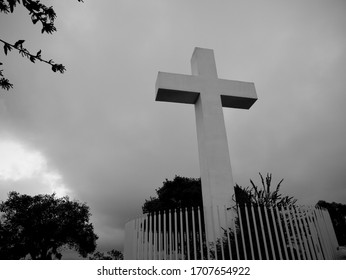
[1,0,345,256]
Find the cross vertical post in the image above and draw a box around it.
[155,47,257,248]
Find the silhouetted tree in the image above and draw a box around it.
[89,249,123,260]
[316,200,346,246]
[142,175,203,214]
[0,0,84,90]
[0,191,98,259]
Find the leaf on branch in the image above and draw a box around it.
[0,77,13,91]
[19,48,29,58]
[0,1,10,13]
[31,15,39,24]
[14,40,25,49]
[38,12,47,23]
[36,50,42,59]
[52,64,66,73]
[46,6,57,22]
[8,0,18,13]
[24,0,42,12]
[3,43,12,55]
[41,23,57,34]
[30,56,36,63]
[57,64,66,73]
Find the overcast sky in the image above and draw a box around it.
[0,0,345,257]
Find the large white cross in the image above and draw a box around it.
[155,47,257,243]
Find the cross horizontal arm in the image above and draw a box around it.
[155,72,200,104]
[216,79,257,109]
[155,71,257,109]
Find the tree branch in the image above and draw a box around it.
[0,38,66,90]
[0,0,84,91]
[1,38,66,72]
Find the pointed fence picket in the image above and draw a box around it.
[124,204,338,260]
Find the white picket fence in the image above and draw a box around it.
[124,205,339,260]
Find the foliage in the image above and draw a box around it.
[143,174,296,214]
[316,200,346,246]
[142,175,202,214]
[89,249,123,260]
[0,191,98,259]
[0,0,84,91]
[233,173,297,207]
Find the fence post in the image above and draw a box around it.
[237,204,247,260]
[263,206,275,259]
[174,208,178,259]
[321,208,339,258]
[244,204,255,259]
[269,206,283,260]
[292,206,308,260]
[251,204,262,260]
[301,206,318,259]
[313,207,330,259]
[185,208,191,260]
[192,207,197,260]
[224,206,232,260]
[231,207,240,259]
[275,206,288,259]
